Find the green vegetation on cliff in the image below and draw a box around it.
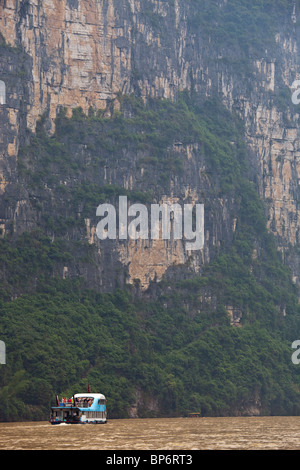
[189,0,294,56]
[1,92,300,421]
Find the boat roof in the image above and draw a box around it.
[74,393,106,399]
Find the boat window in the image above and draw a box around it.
[0,81,6,105]
[76,397,94,407]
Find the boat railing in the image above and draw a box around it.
[57,397,99,408]
[188,412,201,418]
[58,401,94,408]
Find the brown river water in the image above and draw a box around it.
[1,416,300,450]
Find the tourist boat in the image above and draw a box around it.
[49,392,107,424]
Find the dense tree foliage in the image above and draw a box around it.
[1,90,300,421]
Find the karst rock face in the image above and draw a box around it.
[0,0,299,291]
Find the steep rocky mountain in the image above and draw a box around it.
[0,0,300,420]
[1,0,300,288]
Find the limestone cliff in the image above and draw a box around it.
[0,0,300,290]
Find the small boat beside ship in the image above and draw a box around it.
[49,392,107,424]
